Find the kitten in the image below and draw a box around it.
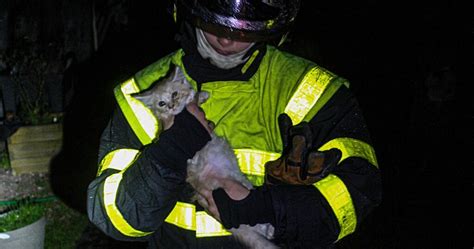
[187,135,278,249]
[133,65,208,130]
[134,65,276,248]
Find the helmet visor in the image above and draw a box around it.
[178,0,300,42]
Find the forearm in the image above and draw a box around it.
[212,86,381,246]
[269,184,339,247]
[87,148,186,241]
[271,86,382,245]
[212,158,381,247]
[87,108,211,240]
[270,157,381,247]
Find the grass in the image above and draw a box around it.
[0,150,10,170]
[44,199,89,249]
[0,198,89,248]
[0,144,89,248]
[0,202,44,232]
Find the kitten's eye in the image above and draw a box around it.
[158,101,166,107]
[172,92,178,98]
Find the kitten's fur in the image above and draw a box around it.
[134,65,276,249]
[187,135,278,249]
[133,65,208,130]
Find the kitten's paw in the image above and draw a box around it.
[263,224,275,240]
[198,91,210,105]
[196,194,209,209]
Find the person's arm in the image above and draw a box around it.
[87,104,211,241]
[208,86,382,247]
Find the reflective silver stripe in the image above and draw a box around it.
[319,138,378,168]
[97,149,140,176]
[234,149,280,186]
[164,202,196,230]
[234,149,281,176]
[164,201,231,237]
[314,174,356,241]
[315,137,378,240]
[284,67,334,124]
[196,211,232,237]
[100,148,151,237]
[115,78,159,145]
[103,172,153,237]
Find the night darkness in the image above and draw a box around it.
[0,0,470,248]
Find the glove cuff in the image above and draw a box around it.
[149,109,211,170]
[213,186,275,229]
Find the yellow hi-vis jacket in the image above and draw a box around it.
[88,45,380,248]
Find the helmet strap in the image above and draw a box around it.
[277,32,290,47]
[173,4,178,23]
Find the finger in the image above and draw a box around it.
[199,189,221,221]
[186,102,212,134]
[206,195,221,221]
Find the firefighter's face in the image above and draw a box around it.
[202,30,253,56]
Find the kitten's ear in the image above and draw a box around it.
[171,65,186,84]
[197,91,209,105]
[133,91,154,108]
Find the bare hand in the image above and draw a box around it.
[198,189,221,221]
[196,179,250,221]
[186,101,213,134]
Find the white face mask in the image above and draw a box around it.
[195,28,255,69]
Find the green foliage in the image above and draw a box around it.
[0,150,10,170]
[0,202,44,232]
[0,38,65,125]
[0,198,88,247]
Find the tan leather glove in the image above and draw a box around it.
[265,114,341,185]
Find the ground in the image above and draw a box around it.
[0,167,148,249]
[0,168,90,249]
[0,169,51,203]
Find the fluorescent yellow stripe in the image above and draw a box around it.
[284,67,334,124]
[103,173,153,237]
[101,149,151,237]
[115,78,160,145]
[241,50,260,74]
[196,211,232,237]
[319,138,378,168]
[246,175,265,187]
[314,174,356,241]
[314,138,378,240]
[234,149,280,186]
[165,202,196,230]
[127,95,159,141]
[121,78,140,94]
[301,77,345,123]
[97,149,140,176]
[164,202,232,237]
[234,149,280,176]
[173,4,177,23]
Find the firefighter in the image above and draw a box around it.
[87,0,382,248]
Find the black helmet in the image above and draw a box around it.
[175,0,301,42]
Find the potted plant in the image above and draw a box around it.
[0,201,46,249]
[0,38,65,175]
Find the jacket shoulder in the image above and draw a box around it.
[134,49,184,90]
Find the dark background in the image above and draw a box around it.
[0,0,470,248]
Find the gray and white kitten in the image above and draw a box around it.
[187,136,278,249]
[133,65,277,249]
[133,65,207,130]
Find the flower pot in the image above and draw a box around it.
[7,123,63,175]
[0,216,46,249]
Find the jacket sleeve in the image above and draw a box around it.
[270,85,382,248]
[87,107,210,241]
